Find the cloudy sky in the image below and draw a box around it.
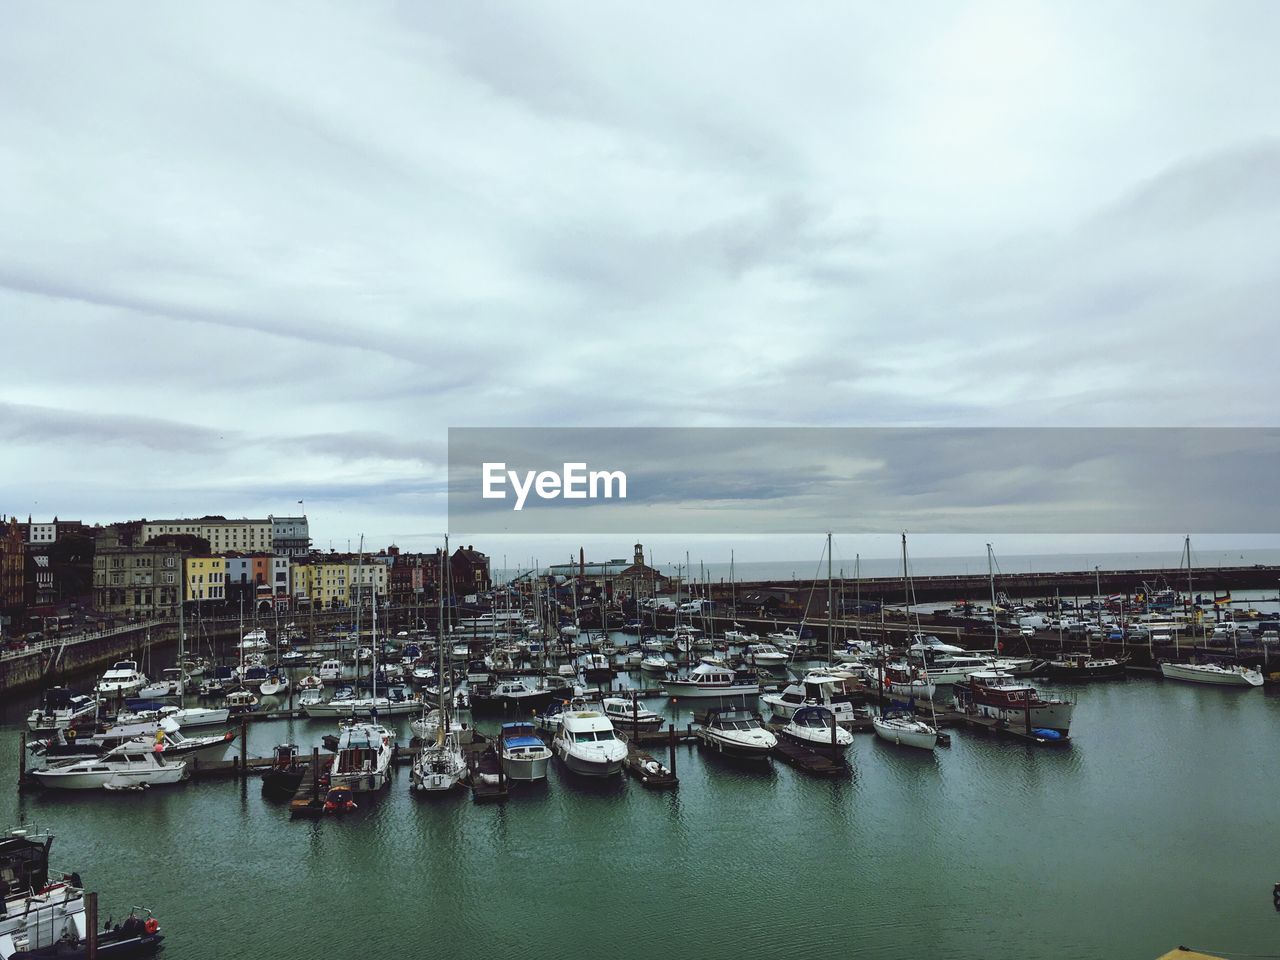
[2,2,1278,565]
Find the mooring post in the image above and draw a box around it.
[239,718,248,777]
[831,713,839,764]
[667,722,676,779]
[311,746,320,800]
[18,731,26,788]
[86,892,98,960]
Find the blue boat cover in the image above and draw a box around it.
[504,736,545,748]
[792,706,834,723]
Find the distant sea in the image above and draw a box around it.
[494,549,1280,584]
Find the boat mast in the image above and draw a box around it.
[988,543,999,656]
[1092,566,1101,657]
[178,566,186,710]
[855,553,861,645]
[439,535,449,743]
[826,532,833,663]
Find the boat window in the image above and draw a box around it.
[574,732,595,743]
[594,730,615,741]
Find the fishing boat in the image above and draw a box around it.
[952,671,1074,735]
[329,720,394,793]
[499,722,552,781]
[1159,660,1263,687]
[31,747,187,790]
[781,706,853,749]
[92,661,148,698]
[261,743,306,798]
[26,689,100,733]
[659,662,759,699]
[697,709,776,758]
[553,706,627,777]
[1045,652,1129,681]
[872,704,938,750]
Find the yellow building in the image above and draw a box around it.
[185,557,227,602]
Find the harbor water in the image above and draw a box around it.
[1,665,1276,959]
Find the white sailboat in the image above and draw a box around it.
[1159,660,1263,687]
[873,534,940,751]
[411,538,467,793]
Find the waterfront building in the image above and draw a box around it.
[270,515,310,557]
[547,543,667,599]
[143,516,273,553]
[92,541,187,617]
[1,515,27,616]
[185,556,227,602]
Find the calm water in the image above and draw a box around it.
[2,659,1277,959]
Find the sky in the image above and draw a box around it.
[2,2,1278,566]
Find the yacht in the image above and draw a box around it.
[161,704,231,727]
[118,717,235,761]
[303,688,422,718]
[470,679,559,714]
[26,688,99,733]
[30,746,188,790]
[137,668,188,700]
[952,671,1074,736]
[238,629,269,651]
[724,629,760,644]
[410,729,467,793]
[329,721,394,792]
[259,674,289,696]
[697,709,776,758]
[872,711,939,750]
[781,706,853,749]
[761,671,862,721]
[499,722,552,781]
[907,634,965,656]
[867,663,937,702]
[741,643,788,667]
[318,659,345,683]
[909,653,995,685]
[601,697,665,730]
[659,662,759,699]
[1045,652,1128,681]
[640,654,671,674]
[93,661,148,698]
[553,706,627,777]
[579,652,614,683]
[1159,660,1263,687]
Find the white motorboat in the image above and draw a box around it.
[119,717,235,761]
[867,663,938,702]
[782,706,853,749]
[0,827,97,955]
[907,634,965,656]
[640,654,671,674]
[297,674,324,692]
[160,705,230,728]
[724,629,760,644]
[697,709,776,758]
[93,660,148,698]
[410,729,467,793]
[641,638,667,654]
[238,629,269,651]
[31,747,187,790]
[500,722,552,781]
[761,671,862,721]
[553,706,627,777]
[742,643,788,666]
[225,689,260,715]
[329,721,394,792]
[601,697,665,731]
[872,712,939,750]
[1159,661,1263,687]
[303,690,422,718]
[318,659,346,683]
[27,688,100,733]
[910,654,995,685]
[659,662,759,699]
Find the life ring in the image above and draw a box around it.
[65,728,77,740]
[144,918,159,935]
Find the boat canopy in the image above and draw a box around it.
[792,706,835,724]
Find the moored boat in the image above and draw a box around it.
[26,689,99,734]
[871,710,939,750]
[329,721,394,793]
[659,662,759,699]
[952,670,1074,736]
[697,709,776,758]
[499,722,552,781]
[552,706,626,777]
[1159,660,1263,687]
[30,747,187,790]
[781,706,853,749]
[1045,652,1128,681]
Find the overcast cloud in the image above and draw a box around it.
[2,2,1278,561]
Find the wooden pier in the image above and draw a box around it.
[769,737,850,778]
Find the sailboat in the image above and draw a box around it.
[872,534,940,751]
[411,537,467,793]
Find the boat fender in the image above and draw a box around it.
[144,918,159,935]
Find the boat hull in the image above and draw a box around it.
[872,717,938,750]
[30,765,186,790]
[501,753,551,781]
[697,730,775,759]
[659,681,759,699]
[1160,662,1263,687]
[554,744,625,777]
